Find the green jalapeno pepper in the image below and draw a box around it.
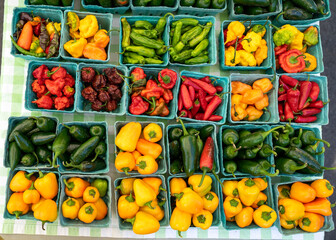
[275,157,307,174]
[195,0,210,8]
[212,0,225,9]
[223,145,238,160]
[224,160,237,177]
[237,160,280,177]
[9,119,36,142]
[91,141,107,162]
[170,159,183,174]
[36,146,52,165]
[89,125,106,139]
[303,141,325,156]
[289,128,303,148]
[275,133,290,147]
[301,130,330,147]
[30,117,56,132]
[169,140,181,159]
[222,129,239,148]
[21,153,37,166]
[256,159,274,171]
[199,125,214,141]
[258,143,277,158]
[62,124,90,143]
[63,159,106,172]
[52,128,71,168]
[9,142,21,170]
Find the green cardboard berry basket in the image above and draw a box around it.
[81,0,130,14]
[25,0,74,9]
[130,0,178,15]
[178,0,227,16]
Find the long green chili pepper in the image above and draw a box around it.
[189,22,212,47]
[124,45,156,58]
[191,39,209,57]
[155,13,174,34]
[181,25,203,44]
[52,128,71,168]
[124,52,146,64]
[185,55,209,64]
[121,18,131,49]
[144,58,164,64]
[134,20,153,30]
[131,28,158,39]
[130,32,164,49]
[172,21,182,47]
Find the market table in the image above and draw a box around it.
[0,0,329,239]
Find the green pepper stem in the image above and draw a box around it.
[125,216,135,225]
[261,169,279,177]
[231,37,239,64]
[63,161,80,170]
[212,169,224,188]
[125,193,135,203]
[144,201,155,209]
[198,168,208,187]
[274,146,288,152]
[316,147,325,155]
[38,170,45,179]
[312,137,330,148]
[91,153,99,163]
[178,230,182,238]
[159,186,167,192]
[291,163,307,171]
[121,167,130,176]
[178,118,189,136]
[13,211,22,219]
[322,166,336,171]
[25,172,35,180]
[33,152,39,166]
[175,192,184,201]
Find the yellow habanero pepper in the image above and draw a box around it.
[303,53,317,72]
[64,38,87,58]
[253,78,273,94]
[94,198,108,220]
[246,106,264,121]
[193,210,213,230]
[93,29,110,48]
[231,94,248,109]
[118,194,139,219]
[238,50,257,67]
[254,94,269,111]
[115,152,136,175]
[254,39,268,66]
[235,207,254,228]
[136,139,162,159]
[133,179,156,209]
[136,155,159,175]
[280,217,299,229]
[78,203,98,224]
[225,46,241,66]
[223,196,243,218]
[116,122,142,152]
[7,193,29,219]
[143,123,162,143]
[231,104,248,121]
[253,205,277,228]
[254,177,268,191]
[67,12,80,32]
[251,192,268,209]
[83,43,107,61]
[116,178,135,195]
[64,177,90,198]
[222,180,239,198]
[62,198,80,220]
[237,178,260,207]
[140,199,165,221]
[241,88,264,105]
[79,15,99,38]
[126,211,160,235]
[170,178,187,196]
[46,22,61,36]
[188,174,212,197]
[278,185,291,199]
[176,188,203,214]
[170,207,192,237]
[32,197,46,212]
[242,32,262,53]
[34,171,58,200]
[83,186,100,203]
[69,29,81,39]
[202,191,219,213]
[299,212,325,232]
[142,177,166,196]
[23,183,40,204]
[290,31,304,50]
[227,21,245,41]
[290,182,316,203]
[10,171,34,192]
[231,81,252,94]
[278,198,305,221]
[34,199,58,230]
[311,179,334,198]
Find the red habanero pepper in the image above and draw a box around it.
[129,96,149,115]
[131,67,146,82]
[286,84,300,112]
[187,77,217,95]
[298,108,321,117]
[278,102,284,115]
[64,74,75,87]
[298,81,312,110]
[45,79,65,97]
[32,95,53,109]
[163,89,173,104]
[182,77,203,92]
[284,102,294,122]
[215,86,223,93]
[32,65,48,80]
[208,115,223,121]
[180,84,193,110]
[191,99,200,116]
[37,89,50,98]
[141,80,164,99]
[205,95,214,103]
[309,100,329,109]
[278,94,287,102]
[279,50,306,73]
[63,86,75,98]
[199,76,212,84]
[50,66,67,80]
[308,82,320,102]
[188,85,195,102]
[204,95,222,120]
[274,45,288,56]
[295,116,317,123]
[198,89,208,111]
[54,96,71,110]
[158,69,177,89]
[32,80,46,95]
[178,92,183,111]
[280,75,299,88]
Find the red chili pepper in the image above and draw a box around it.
[32,65,48,80]
[179,109,191,118]
[33,22,41,36]
[129,96,149,115]
[180,84,193,110]
[203,95,222,120]
[198,89,208,111]
[32,80,46,95]
[302,101,310,109]
[280,114,286,122]
[195,113,204,120]
[295,116,317,123]
[274,44,288,56]
[215,86,223,93]
[163,89,173,104]
[178,91,183,111]
[298,108,322,117]
[279,79,290,92]
[32,95,53,109]
[308,81,320,102]
[45,79,65,97]
[280,75,299,87]
[198,136,215,187]
[199,76,212,83]
[158,69,177,89]
[284,102,294,122]
[63,85,75,98]
[54,96,71,110]
[183,78,203,92]
[309,100,330,109]
[208,115,223,122]
[278,85,286,95]
[287,84,300,112]
[205,95,214,102]
[278,94,287,102]
[278,102,284,115]
[185,76,217,95]
[50,66,67,80]
[191,99,200,116]
[279,50,306,73]
[298,81,312,110]
[188,85,195,102]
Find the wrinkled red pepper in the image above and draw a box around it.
[32,95,53,109]
[274,44,288,56]
[131,67,146,82]
[32,80,46,95]
[63,85,75,98]
[129,96,149,115]
[50,66,67,80]
[54,96,71,110]
[163,89,173,104]
[64,74,75,87]
[287,84,300,112]
[158,69,177,89]
[32,65,49,80]
[141,80,164,100]
[45,79,65,97]
[279,50,306,73]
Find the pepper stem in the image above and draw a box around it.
[312,137,330,148]
[125,193,135,203]
[316,147,325,155]
[38,170,45,178]
[125,216,135,225]
[41,220,47,231]
[178,118,189,136]
[47,65,60,78]
[198,168,208,187]
[212,169,224,188]
[91,153,99,163]
[260,169,279,177]
[291,163,307,171]
[175,192,184,201]
[322,166,336,171]
[121,167,130,176]
[25,172,35,180]
[159,186,167,192]
[28,182,35,190]
[13,211,22,219]
[178,230,182,238]
[63,161,80,170]
[231,37,239,64]
[144,201,155,209]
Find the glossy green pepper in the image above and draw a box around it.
[62,124,90,143]
[259,143,277,158]
[290,128,303,148]
[275,157,308,174]
[222,129,239,148]
[195,0,210,8]
[180,0,195,6]
[52,128,71,168]
[256,159,274,171]
[199,125,214,141]
[9,142,21,170]
[301,130,330,147]
[170,159,183,174]
[31,132,56,146]
[169,140,181,159]
[303,141,325,156]
[21,153,37,166]
[89,125,105,139]
[234,5,244,14]
[30,117,56,132]
[224,160,237,177]
[212,0,225,8]
[36,146,52,165]
[237,160,280,177]
[91,142,107,162]
[91,178,108,197]
[9,119,36,142]
[223,145,238,160]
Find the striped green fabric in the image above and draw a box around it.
[0,0,325,238]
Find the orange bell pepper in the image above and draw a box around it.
[83,186,100,203]
[23,183,40,204]
[64,177,90,198]
[33,171,58,200]
[290,182,316,203]
[10,171,35,192]
[7,192,29,219]
[299,212,325,232]
[311,179,334,198]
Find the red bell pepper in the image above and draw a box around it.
[286,84,300,112]
[32,95,53,109]
[63,85,75,98]
[295,116,317,123]
[158,69,177,89]
[188,85,195,102]
[129,96,149,115]
[203,95,222,120]
[50,66,67,80]
[298,81,312,110]
[308,81,320,102]
[198,89,208,111]
[280,75,299,87]
[163,89,173,104]
[54,96,71,110]
[180,84,193,110]
[191,99,200,116]
[45,79,65,97]
[284,101,294,122]
[279,50,306,73]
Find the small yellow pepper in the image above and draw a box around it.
[253,205,277,228]
[311,179,334,198]
[83,43,107,61]
[133,179,156,209]
[176,188,203,214]
[10,171,34,192]
[31,197,46,212]
[222,180,239,198]
[254,94,269,111]
[143,123,162,143]
[69,29,81,39]
[223,196,242,218]
[290,31,304,50]
[126,211,160,235]
[238,50,257,67]
[237,178,260,207]
[278,185,291,199]
[170,207,192,237]
[116,178,135,195]
[231,94,247,109]
[136,155,158,175]
[241,88,264,105]
[7,193,29,219]
[94,198,108,220]
[246,106,264,121]
[115,122,142,152]
[78,203,98,224]
[227,21,245,42]
[34,199,58,230]
[118,194,139,219]
[254,39,268,66]
[251,192,268,209]
[231,81,252,94]
[64,177,90,198]
[79,15,99,38]
[231,104,248,121]
[252,78,273,94]
[254,177,268,191]
[170,178,187,196]
[30,36,44,54]
[93,29,110,48]
[142,177,166,196]
[235,207,254,228]
[299,212,324,232]
[83,186,100,203]
[140,199,165,221]
[280,217,299,229]
[192,210,213,230]
[64,38,87,58]
[67,12,80,31]
[136,139,162,159]
[225,46,241,66]
[242,32,262,53]
[290,182,316,203]
[46,22,61,36]
[62,198,80,220]
[131,151,142,162]
[34,171,58,200]
[248,24,266,38]
[202,191,219,213]
[303,197,334,216]
[188,174,212,197]
[23,183,40,204]
[303,53,317,72]
[278,198,305,221]
[115,152,136,175]
[226,216,235,222]
[76,198,85,207]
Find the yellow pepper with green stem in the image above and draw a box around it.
[136,155,158,175]
[278,198,305,221]
[118,194,139,219]
[7,193,29,219]
[237,178,260,207]
[170,178,187,196]
[223,196,242,218]
[242,32,262,53]
[225,46,241,66]
[176,188,203,214]
[34,171,58,200]
[253,205,277,228]
[126,211,160,235]
[192,210,213,230]
[62,198,80,220]
[188,174,212,197]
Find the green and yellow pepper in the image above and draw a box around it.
[280,217,299,230]
[192,210,213,230]
[67,12,80,32]
[253,205,277,228]
[242,32,261,53]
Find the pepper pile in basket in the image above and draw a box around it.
[29,0,73,6]
[224,21,268,67]
[11,12,61,58]
[277,179,334,232]
[281,0,328,20]
[81,67,123,112]
[120,15,170,65]
[31,64,75,110]
[127,68,177,117]
[169,18,213,65]
[273,25,318,73]
[178,75,224,122]
[233,0,277,15]
[278,75,328,123]
[180,0,225,9]
[133,0,175,7]
[85,0,129,7]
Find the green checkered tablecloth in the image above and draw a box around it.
[0,0,327,238]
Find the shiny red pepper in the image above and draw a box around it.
[298,81,312,110]
[179,109,191,118]
[45,79,65,97]
[141,80,164,100]
[298,108,321,117]
[284,101,294,122]
[182,77,203,92]
[158,69,177,89]
[198,89,208,111]
[280,75,299,87]
[199,76,212,84]
[199,137,215,187]
[188,85,195,102]
[191,99,200,116]
[309,100,329,109]
[208,115,223,121]
[129,96,149,115]
[278,94,287,102]
[205,95,214,102]
[308,82,320,102]
[215,86,223,92]
[287,84,300,113]
[295,116,317,123]
[274,45,288,56]
[180,84,193,110]
[178,93,183,111]
[187,77,217,95]
[163,89,173,104]
[33,23,41,36]
[32,95,53,109]
[278,102,284,115]
[204,95,222,120]
[54,96,71,110]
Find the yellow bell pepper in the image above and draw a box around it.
[62,198,80,220]
[64,38,87,58]
[133,179,156,209]
[34,171,58,200]
[136,139,162,159]
[225,46,241,66]
[76,198,85,207]
[188,174,212,197]
[126,211,160,235]
[202,191,219,213]
[227,21,245,42]
[251,192,268,209]
[223,196,242,218]
[242,32,262,53]
[32,197,46,212]
[290,182,316,203]
[254,39,268,66]
[231,94,247,109]
[278,185,290,199]
[278,198,305,221]
[94,198,108,220]
[93,29,110,48]
[237,178,260,207]
[83,43,107,60]
[83,186,100,203]
[64,177,90,198]
[78,203,97,224]
[23,183,40,204]
[116,178,135,195]
[115,152,136,175]
[118,194,139,219]
[9,171,34,192]
[299,212,324,232]
[222,180,239,198]
[67,12,80,32]
[235,207,254,228]
[69,29,81,39]
[79,15,99,38]
[280,217,299,230]
[170,178,187,196]
[143,123,162,143]
[46,22,61,36]
[238,50,257,67]
[254,177,268,191]
[115,122,142,152]
[170,207,192,237]
[140,199,165,221]
[33,199,58,230]
[7,193,29,219]
[246,106,264,121]
[253,205,277,228]
[176,188,203,214]
[241,88,264,105]
[311,179,334,198]
[303,53,317,72]
[192,210,213,230]
[231,104,248,121]
[290,31,304,50]
[142,177,166,196]
[254,94,269,111]
[136,155,159,175]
